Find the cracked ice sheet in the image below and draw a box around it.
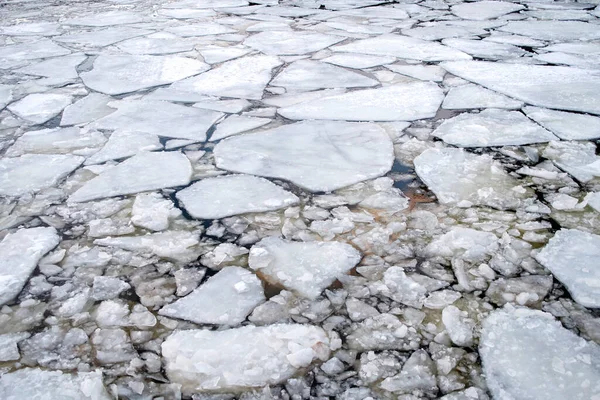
[432,109,557,147]
[451,1,524,20]
[535,229,600,308]
[8,93,72,124]
[176,174,299,219]
[170,55,281,100]
[499,20,600,42]
[244,30,345,55]
[0,39,71,69]
[159,266,265,325]
[249,236,361,299]
[278,82,444,122]
[81,55,209,95]
[480,307,600,400]
[0,227,59,306]
[162,324,332,393]
[523,106,600,141]
[441,61,600,115]
[214,121,394,192]
[69,151,192,203]
[414,148,531,210]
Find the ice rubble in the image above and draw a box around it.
[81,55,209,95]
[176,174,299,219]
[278,83,444,122]
[535,229,600,308]
[432,109,557,147]
[162,324,333,392]
[0,227,59,306]
[214,121,394,192]
[0,368,112,400]
[160,266,265,325]
[249,237,361,299]
[441,61,600,115]
[480,306,600,400]
[414,148,530,209]
[69,152,192,202]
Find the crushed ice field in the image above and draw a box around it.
[0,0,599,398]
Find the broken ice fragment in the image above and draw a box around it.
[244,30,344,55]
[8,93,72,124]
[523,106,600,140]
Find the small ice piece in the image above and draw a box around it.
[523,106,600,140]
[0,332,30,361]
[162,324,332,392]
[54,27,152,48]
[480,306,600,400]
[425,227,499,262]
[0,154,83,196]
[321,53,396,69]
[347,314,420,351]
[8,93,72,124]
[535,229,600,308]
[380,349,437,395]
[385,64,446,82]
[499,21,600,42]
[414,148,529,210]
[442,305,474,347]
[432,109,557,147]
[170,55,282,100]
[587,192,600,213]
[333,34,471,62]
[0,39,71,69]
[0,368,112,400]
[166,23,236,37]
[451,1,524,20]
[64,10,144,26]
[442,84,523,110]
[92,100,222,141]
[214,121,393,192]
[81,55,209,95]
[249,237,361,299]
[244,30,344,55]
[271,60,378,92]
[116,37,196,55]
[441,61,600,115]
[278,82,444,122]
[94,230,199,262]
[210,115,270,141]
[85,131,162,165]
[6,127,106,156]
[380,267,427,309]
[91,276,131,301]
[442,38,527,60]
[176,174,299,219]
[131,192,181,231]
[542,141,600,183]
[69,152,192,202]
[60,93,115,126]
[0,227,59,306]
[160,266,265,325]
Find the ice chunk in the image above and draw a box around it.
[0,332,30,361]
[523,106,600,140]
[385,64,446,82]
[248,236,361,299]
[480,307,600,400]
[197,45,251,64]
[451,1,524,20]
[69,152,192,202]
[321,53,395,69]
[92,100,222,141]
[499,21,600,41]
[441,61,600,115]
[16,54,86,81]
[170,55,282,100]
[116,37,196,55]
[380,349,437,395]
[65,10,144,26]
[535,229,600,308]
[131,192,181,231]
[414,148,530,209]
[54,27,152,48]
[176,174,299,219]
[0,368,112,400]
[432,109,557,147]
[426,227,499,262]
[91,276,131,301]
[0,22,60,36]
[379,267,427,308]
[8,93,72,124]
[442,84,523,110]
[0,84,12,110]
[214,121,393,192]
[0,39,70,69]
[0,154,83,196]
[94,230,199,262]
[162,324,332,392]
[442,38,526,60]
[81,55,209,95]
[542,141,600,183]
[163,0,248,8]
[166,23,236,37]
[6,127,106,157]
[442,305,474,347]
[85,131,162,165]
[60,93,114,126]
[278,82,444,122]
[244,30,344,55]
[0,227,59,306]
[160,266,265,325]
[271,60,378,92]
[347,314,420,351]
[333,34,471,62]
[210,115,271,141]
